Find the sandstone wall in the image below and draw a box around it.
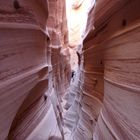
[0,0,70,139]
[0,0,140,140]
[64,0,140,140]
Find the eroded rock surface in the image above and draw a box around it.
[0,0,70,140]
[0,0,140,140]
[64,0,140,140]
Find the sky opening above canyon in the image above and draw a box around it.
[66,0,95,47]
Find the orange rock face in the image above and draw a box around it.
[0,0,140,140]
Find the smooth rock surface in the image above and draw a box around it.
[0,0,140,140]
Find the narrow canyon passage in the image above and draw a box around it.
[0,0,140,140]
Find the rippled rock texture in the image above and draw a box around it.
[0,0,70,140]
[0,0,140,140]
[64,0,140,140]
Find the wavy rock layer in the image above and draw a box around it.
[0,0,70,140]
[0,0,140,140]
[64,0,140,140]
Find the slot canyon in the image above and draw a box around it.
[0,0,140,140]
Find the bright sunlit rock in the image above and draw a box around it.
[66,0,95,47]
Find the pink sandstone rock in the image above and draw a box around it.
[0,0,140,140]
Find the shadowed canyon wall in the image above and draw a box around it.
[0,0,140,140]
[0,0,70,139]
